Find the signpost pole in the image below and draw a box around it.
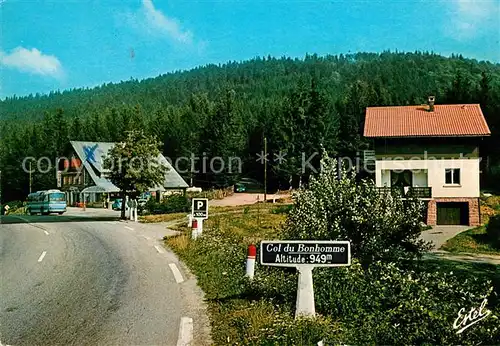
[29,161,32,194]
[196,218,203,237]
[295,265,315,318]
[191,219,198,239]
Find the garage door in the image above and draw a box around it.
[437,202,468,225]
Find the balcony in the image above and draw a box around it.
[377,186,432,199]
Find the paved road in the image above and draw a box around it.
[0,212,210,345]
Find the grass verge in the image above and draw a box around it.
[140,212,187,223]
[440,226,500,255]
[165,204,344,345]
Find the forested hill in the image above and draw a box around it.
[1,51,500,201]
[2,52,500,122]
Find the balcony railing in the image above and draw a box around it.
[377,187,432,199]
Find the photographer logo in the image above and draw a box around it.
[453,298,492,334]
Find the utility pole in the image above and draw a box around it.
[0,169,2,216]
[264,137,267,203]
[29,161,32,194]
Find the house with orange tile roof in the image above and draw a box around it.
[363,96,491,226]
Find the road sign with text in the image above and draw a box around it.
[192,198,208,219]
[260,240,351,318]
[260,240,351,267]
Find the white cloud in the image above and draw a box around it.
[447,0,500,39]
[0,47,64,79]
[126,0,194,44]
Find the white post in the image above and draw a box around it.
[196,218,203,237]
[191,219,198,239]
[128,198,133,220]
[295,265,315,318]
[134,206,138,222]
[246,245,256,280]
[187,214,193,227]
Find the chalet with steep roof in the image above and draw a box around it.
[364,96,491,226]
[58,141,188,206]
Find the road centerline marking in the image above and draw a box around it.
[124,226,134,231]
[169,263,185,283]
[141,235,152,241]
[38,251,47,263]
[43,230,49,235]
[154,245,165,254]
[177,316,193,346]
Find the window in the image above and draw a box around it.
[445,168,460,185]
[49,193,65,202]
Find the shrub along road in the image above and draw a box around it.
[0,213,210,346]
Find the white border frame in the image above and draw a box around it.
[260,240,351,267]
[191,198,208,220]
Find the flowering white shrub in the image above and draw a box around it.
[283,151,431,266]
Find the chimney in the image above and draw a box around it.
[428,96,435,112]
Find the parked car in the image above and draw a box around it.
[235,178,263,192]
[235,183,246,192]
[112,199,122,211]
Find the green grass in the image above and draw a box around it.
[439,195,500,255]
[440,225,500,255]
[170,204,288,241]
[139,212,187,223]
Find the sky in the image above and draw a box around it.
[1,0,499,99]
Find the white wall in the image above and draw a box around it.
[375,158,480,198]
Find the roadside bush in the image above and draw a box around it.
[283,151,431,267]
[144,194,190,214]
[3,200,25,214]
[486,215,500,248]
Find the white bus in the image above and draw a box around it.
[26,189,67,215]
